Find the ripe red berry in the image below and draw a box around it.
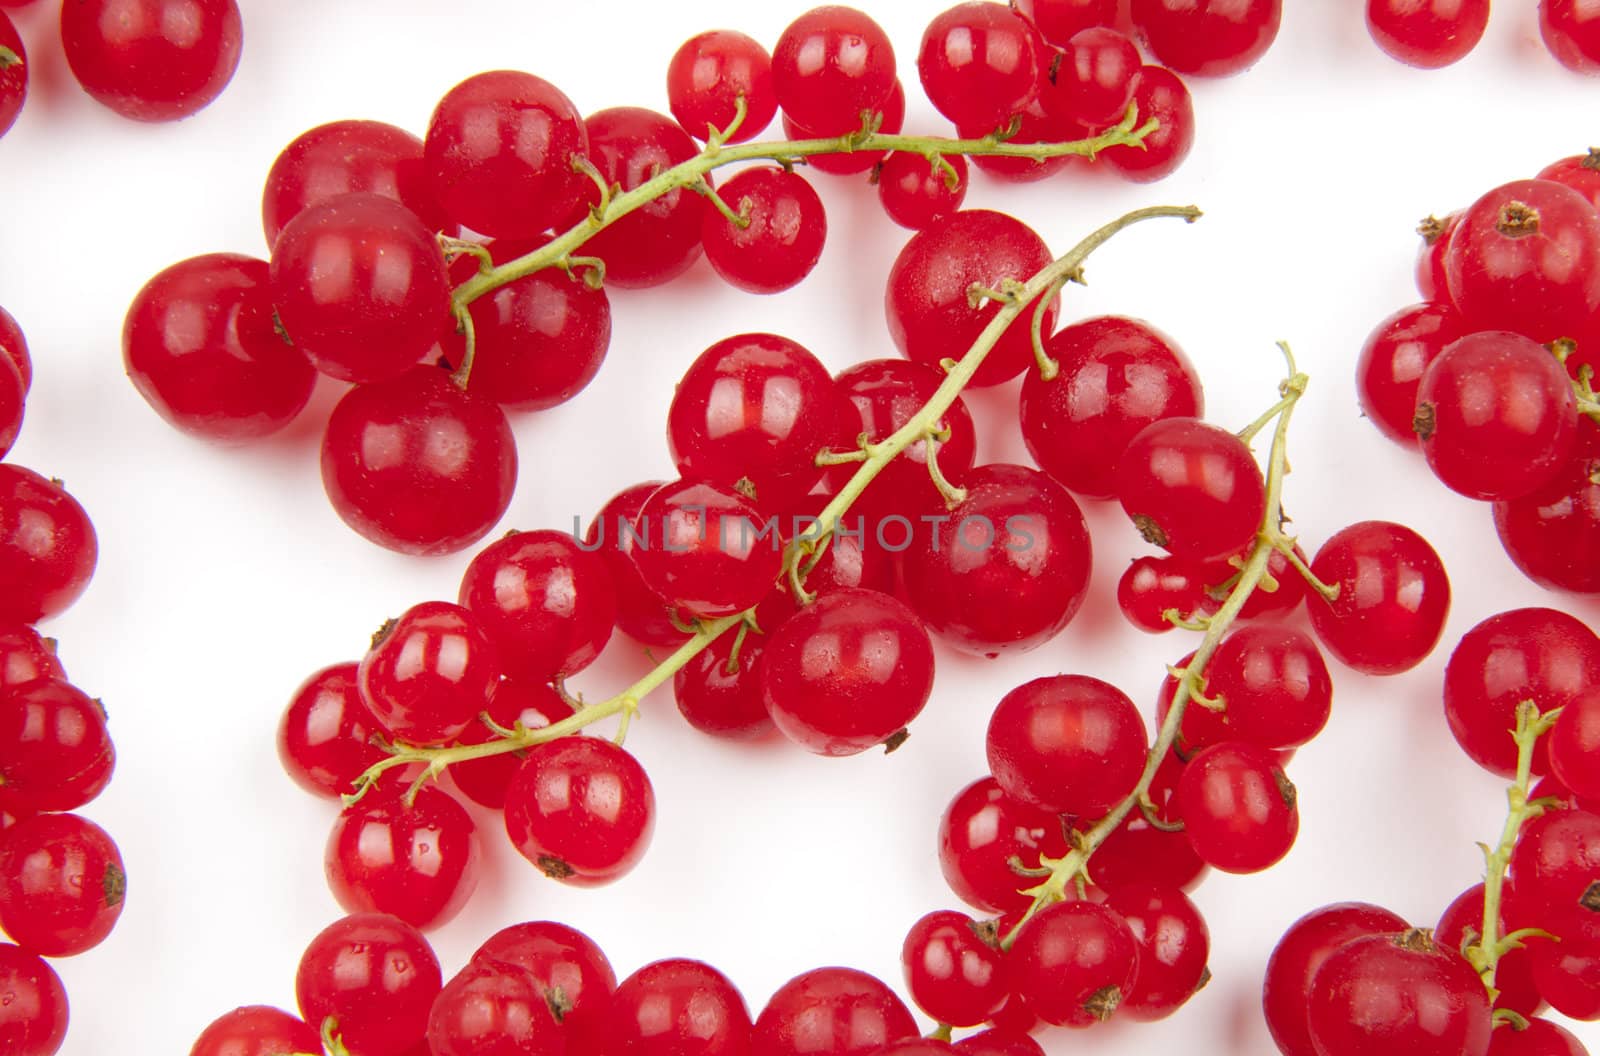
[1541,0,1600,73]
[277,663,392,800]
[585,481,692,648]
[1008,900,1141,1026]
[325,785,480,931]
[1105,884,1210,1021]
[877,151,969,230]
[1305,930,1492,1056]
[667,29,778,142]
[0,306,28,396]
[0,678,114,814]
[0,625,63,692]
[1042,28,1140,127]
[1435,882,1545,1017]
[1486,1018,1589,1056]
[360,601,501,746]
[1306,520,1451,676]
[781,78,905,175]
[1197,625,1333,750]
[605,958,752,1054]
[1089,752,1208,894]
[1415,213,1461,302]
[1494,420,1600,594]
[1539,151,1600,211]
[1117,418,1266,562]
[937,776,1071,915]
[321,367,517,555]
[470,921,616,1055]
[772,6,898,136]
[0,811,125,956]
[762,587,936,755]
[1130,0,1282,76]
[1176,741,1298,873]
[449,679,571,810]
[1526,926,1600,1020]
[190,1006,321,1056]
[1366,0,1490,68]
[630,479,783,619]
[427,961,564,1056]
[986,675,1148,816]
[752,966,918,1055]
[1263,902,1411,1056]
[1101,65,1197,183]
[0,348,19,460]
[1012,0,1116,46]
[1551,687,1600,800]
[0,15,25,140]
[702,167,828,294]
[1355,303,1466,447]
[918,3,1043,130]
[295,913,442,1056]
[1116,556,1215,633]
[952,1029,1045,1056]
[0,467,98,625]
[424,71,589,241]
[901,910,1007,1027]
[672,627,774,741]
[0,944,65,1056]
[1509,808,1600,927]
[504,736,654,885]
[60,0,241,121]
[960,100,1083,183]
[124,253,316,441]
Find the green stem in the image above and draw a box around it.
[452,106,1160,305]
[1003,347,1309,947]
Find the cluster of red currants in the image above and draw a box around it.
[1260,606,1600,1056]
[0,309,124,1056]
[1357,163,1600,595]
[0,0,242,136]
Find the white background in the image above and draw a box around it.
[0,0,1596,1053]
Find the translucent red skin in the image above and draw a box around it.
[1306,520,1451,676]
[937,776,1071,915]
[0,304,29,393]
[918,2,1042,130]
[1541,0,1600,72]
[1486,1018,1590,1056]
[424,71,589,240]
[1042,28,1140,127]
[951,1030,1045,1056]
[1116,556,1211,633]
[0,329,21,458]
[1116,418,1266,563]
[1539,153,1600,211]
[359,601,502,746]
[277,662,392,800]
[459,529,616,684]
[1551,687,1600,799]
[262,120,452,247]
[1105,884,1210,1021]
[585,481,690,648]
[0,624,63,692]
[1355,302,1466,447]
[702,167,828,294]
[1443,607,1600,777]
[630,479,784,619]
[1306,934,1493,1056]
[886,210,1057,388]
[606,958,753,1055]
[124,253,316,441]
[1509,809,1600,927]
[1089,752,1207,894]
[321,367,518,556]
[0,811,125,956]
[782,79,904,175]
[1020,315,1203,499]
[959,99,1083,184]
[1416,213,1461,302]
[762,587,936,756]
[449,679,571,810]
[1130,0,1282,77]
[901,910,1007,1027]
[1007,900,1140,1027]
[1012,0,1116,47]
[1415,331,1577,501]
[672,629,775,741]
[878,151,969,230]
[59,0,241,122]
[295,913,442,1056]
[427,961,564,1056]
[1101,65,1196,183]
[1444,179,1600,344]
[1262,902,1411,1056]
[1494,419,1600,594]
[0,678,114,814]
[1164,625,1332,751]
[0,13,25,139]
[0,466,98,625]
[0,943,65,1056]
[1435,882,1545,1017]
[1528,926,1600,1019]
[1366,0,1489,68]
[752,966,918,1056]
[771,6,898,136]
[986,674,1147,816]
[503,737,655,886]
[190,1006,323,1056]
[1175,741,1298,873]
[668,29,777,143]
[470,921,616,1056]
[324,785,480,932]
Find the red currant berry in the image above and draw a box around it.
[504,736,654,885]
[1510,808,1600,925]
[959,100,1083,183]
[668,30,777,143]
[1201,625,1333,750]
[427,961,564,1056]
[605,958,752,1055]
[877,151,968,230]
[0,14,24,140]
[0,347,20,461]
[424,71,588,240]
[573,107,706,288]
[0,625,62,692]
[1541,0,1600,72]
[1263,902,1411,1056]
[1105,885,1210,1022]
[325,785,480,931]
[1130,0,1282,76]
[1552,687,1600,800]
[1176,741,1298,873]
[1117,418,1266,562]
[762,587,936,755]
[1494,420,1600,594]
[1101,65,1197,183]
[124,253,316,441]
[630,479,783,619]
[449,679,570,810]
[459,530,615,685]
[459,237,612,412]
[277,663,390,800]
[0,811,125,956]
[986,675,1147,816]
[1445,179,1600,343]
[360,601,501,746]
[262,120,452,247]
[322,367,517,555]
[902,911,1007,1027]
[1306,520,1451,676]
[1042,28,1140,127]
[0,467,97,625]
[672,626,774,741]
[782,79,905,176]
[270,193,450,384]
[1020,315,1203,499]
[951,1030,1044,1056]
[60,0,241,121]
[1367,0,1489,68]
[1415,213,1461,302]
[470,921,616,1055]
[772,6,897,136]
[752,966,917,1056]
[296,913,442,1056]
[918,3,1043,130]
[1444,607,1600,777]
[0,679,114,814]
[586,482,692,648]
[1012,0,1116,46]
[702,167,828,294]
[1436,882,1545,1017]
[0,305,29,394]
[1539,150,1600,211]
[0,944,64,1056]
[901,464,1093,657]
[938,776,1071,915]
[1089,755,1208,893]
[1008,900,1140,1026]
[1414,331,1577,501]
[1306,930,1492,1056]
[190,1006,321,1056]
[1527,926,1600,1020]
[1355,303,1466,447]
[887,210,1056,387]
[1116,556,1213,633]
[1486,1018,1590,1056]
